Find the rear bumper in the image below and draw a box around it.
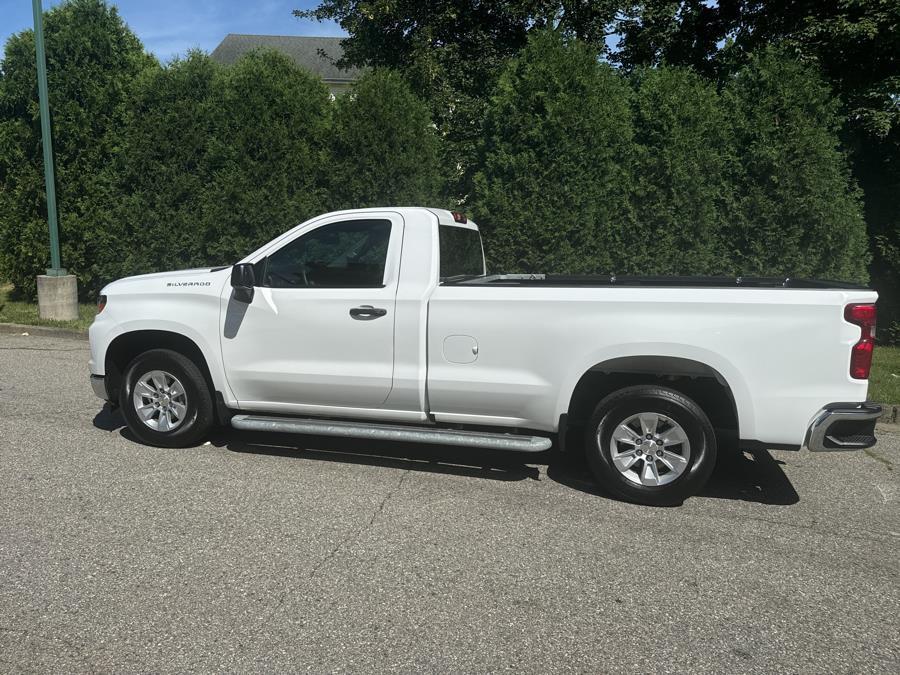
[805,402,882,452]
[90,374,109,401]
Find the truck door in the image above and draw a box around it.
[219,213,403,410]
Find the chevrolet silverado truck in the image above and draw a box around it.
[89,207,882,505]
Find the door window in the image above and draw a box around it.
[263,219,392,288]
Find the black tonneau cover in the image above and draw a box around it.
[443,274,868,290]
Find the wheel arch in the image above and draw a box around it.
[105,330,217,407]
[561,354,745,441]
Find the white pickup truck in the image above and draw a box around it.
[89,207,882,505]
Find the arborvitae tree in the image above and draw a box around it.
[0,0,155,299]
[113,51,219,279]
[472,30,635,274]
[854,133,900,340]
[629,66,736,275]
[723,49,869,282]
[297,2,619,200]
[327,69,442,210]
[201,49,332,264]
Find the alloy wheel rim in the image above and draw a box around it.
[132,370,188,432]
[603,412,691,487]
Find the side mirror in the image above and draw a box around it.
[231,263,256,303]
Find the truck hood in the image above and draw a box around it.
[101,266,231,295]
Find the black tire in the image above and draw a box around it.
[585,385,717,506]
[120,348,214,448]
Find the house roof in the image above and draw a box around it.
[210,34,363,83]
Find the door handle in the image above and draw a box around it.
[349,305,387,320]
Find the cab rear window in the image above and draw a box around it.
[439,225,484,280]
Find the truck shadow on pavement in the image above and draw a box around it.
[93,405,799,506]
[221,430,545,483]
[546,446,800,505]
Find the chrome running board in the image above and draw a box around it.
[230,415,552,452]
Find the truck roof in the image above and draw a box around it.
[313,207,479,231]
[425,208,479,231]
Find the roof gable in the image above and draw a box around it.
[210,34,362,83]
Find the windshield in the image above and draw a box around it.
[439,225,485,280]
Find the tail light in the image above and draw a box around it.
[97,295,107,314]
[844,303,876,379]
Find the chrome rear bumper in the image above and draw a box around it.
[806,402,882,452]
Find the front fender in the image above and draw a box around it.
[89,293,235,405]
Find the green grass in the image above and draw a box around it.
[0,284,96,331]
[0,281,898,403]
[870,344,900,405]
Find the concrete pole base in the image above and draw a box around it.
[37,274,79,321]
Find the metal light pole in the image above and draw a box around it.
[32,0,78,319]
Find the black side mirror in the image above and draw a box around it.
[231,263,256,303]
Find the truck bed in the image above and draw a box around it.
[444,274,868,290]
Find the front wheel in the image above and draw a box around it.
[120,349,214,448]
[585,385,717,506]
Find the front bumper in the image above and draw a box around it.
[90,374,109,401]
[806,402,882,452]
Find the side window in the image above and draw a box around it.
[263,219,392,288]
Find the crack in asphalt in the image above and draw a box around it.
[308,468,411,580]
[864,448,894,470]
[241,469,412,649]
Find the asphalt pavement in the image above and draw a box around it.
[1,332,898,673]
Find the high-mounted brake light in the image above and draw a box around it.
[97,295,107,314]
[844,303,876,379]
[451,211,467,224]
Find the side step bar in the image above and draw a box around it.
[230,415,552,452]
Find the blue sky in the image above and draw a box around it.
[0,0,345,62]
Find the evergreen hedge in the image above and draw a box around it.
[472,31,634,275]
[0,6,877,317]
[472,33,869,282]
[327,68,443,210]
[0,0,154,299]
[722,49,869,283]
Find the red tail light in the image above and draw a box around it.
[844,303,876,379]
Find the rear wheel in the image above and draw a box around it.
[585,385,717,506]
[120,349,214,448]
